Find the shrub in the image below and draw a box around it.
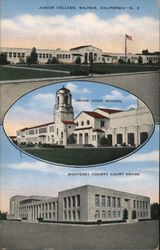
[67,134,76,144]
[75,56,81,64]
[99,136,108,146]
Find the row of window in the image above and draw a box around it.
[64,210,80,220]
[95,195,121,208]
[64,195,80,208]
[133,200,148,209]
[25,126,54,136]
[19,201,57,211]
[95,210,121,218]
[5,52,25,58]
[76,120,105,127]
[57,54,71,59]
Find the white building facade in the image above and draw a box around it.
[16,86,154,148]
[1,45,160,64]
[8,185,151,222]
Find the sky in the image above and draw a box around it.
[0,124,159,212]
[3,81,138,136]
[0,0,159,53]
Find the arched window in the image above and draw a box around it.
[61,131,63,139]
[76,122,79,127]
[87,120,90,125]
[81,121,84,126]
[64,95,68,105]
[57,96,59,105]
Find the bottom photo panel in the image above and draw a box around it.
[0,125,159,250]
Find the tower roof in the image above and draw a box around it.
[56,85,70,94]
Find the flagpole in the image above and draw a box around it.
[125,34,127,63]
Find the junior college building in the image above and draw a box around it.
[1,45,160,64]
[8,185,151,222]
[16,86,154,147]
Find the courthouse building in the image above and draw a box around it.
[8,185,151,222]
[16,86,154,147]
[1,45,160,64]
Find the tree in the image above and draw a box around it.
[151,203,159,220]
[0,53,9,65]
[138,56,143,64]
[100,136,108,146]
[118,58,124,64]
[0,211,7,220]
[75,56,81,64]
[142,49,149,55]
[67,133,76,144]
[132,210,137,219]
[47,56,60,64]
[26,47,38,65]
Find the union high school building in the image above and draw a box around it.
[8,185,151,222]
[16,86,154,147]
[1,45,160,64]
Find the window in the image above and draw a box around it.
[13,52,16,57]
[49,213,51,218]
[107,196,111,207]
[57,128,58,135]
[53,212,55,219]
[39,53,42,58]
[64,211,67,220]
[112,197,116,207]
[76,122,79,127]
[140,201,142,209]
[133,200,136,209]
[64,198,67,208]
[77,195,80,207]
[49,203,51,210]
[68,211,71,220]
[102,210,106,218]
[53,202,55,210]
[77,210,80,220]
[73,210,76,220]
[117,198,121,208]
[42,204,44,210]
[140,212,142,217]
[95,210,100,218]
[9,52,12,57]
[81,121,84,126]
[61,131,63,139]
[95,194,100,206]
[18,53,21,57]
[118,211,121,217]
[87,120,90,125]
[137,201,139,209]
[45,204,48,210]
[43,54,45,58]
[113,211,116,217]
[101,121,105,127]
[49,126,54,132]
[45,213,48,219]
[72,196,75,207]
[107,211,111,218]
[101,196,106,207]
[143,202,145,209]
[68,197,71,208]
[39,127,47,134]
[137,212,139,217]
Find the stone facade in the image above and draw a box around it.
[16,87,154,147]
[8,185,151,222]
[1,45,160,64]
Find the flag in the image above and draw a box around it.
[126,34,132,40]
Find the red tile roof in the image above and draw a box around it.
[62,121,75,125]
[97,108,122,114]
[70,45,92,50]
[74,126,92,131]
[19,122,54,131]
[84,111,108,119]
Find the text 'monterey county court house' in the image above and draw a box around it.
[16,86,154,147]
[1,45,160,64]
[8,185,150,222]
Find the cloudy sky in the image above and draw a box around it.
[3,81,137,136]
[0,124,159,212]
[1,0,159,53]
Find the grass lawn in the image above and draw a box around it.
[24,147,136,166]
[11,63,159,74]
[0,67,69,81]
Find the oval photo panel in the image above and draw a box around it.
[4,81,155,167]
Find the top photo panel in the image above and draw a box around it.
[0,0,159,82]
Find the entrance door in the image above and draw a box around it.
[117,134,122,145]
[107,134,112,146]
[84,133,88,144]
[128,133,134,146]
[123,209,128,220]
[79,134,83,144]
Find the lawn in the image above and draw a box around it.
[0,67,69,81]
[24,147,136,166]
[11,63,159,74]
